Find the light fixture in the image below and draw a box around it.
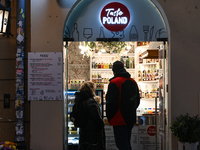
[0,1,10,35]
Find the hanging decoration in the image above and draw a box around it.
[79,41,132,58]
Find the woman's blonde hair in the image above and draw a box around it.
[79,81,96,95]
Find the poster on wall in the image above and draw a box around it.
[28,52,63,101]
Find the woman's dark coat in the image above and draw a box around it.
[74,91,105,150]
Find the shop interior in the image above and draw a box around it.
[63,41,168,149]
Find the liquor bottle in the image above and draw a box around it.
[126,56,129,69]
[106,60,109,69]
[101,62,104,69]
[138,66,142,81]
[133,56,135,68]
[142,67,146,81]
[146,67,150,81]
[149,92,152,99]
[109,62,112,69]
[155,66,159,80]
[92,58,95,68]
[139,85,142,98]
[152,65,155,81]
[104,61,107,69]
[98,62,101,69]
[149,66,152,81]
[130,57,133,68]
[123,56,126,68]
[139,54,143,64]
[95,62,98,69]
[95,73,98,83]
[142,92,145,98]
[98,73,101,82]
[145,85,149,99]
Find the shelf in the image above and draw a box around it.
[92,69,112,71]
[93,53,135,57]
[68,134,79,138]
[138,80,159,83]
[138,63,159,66]
[68,104,74,107]
[141,98,155,101]
[92,68,135,71]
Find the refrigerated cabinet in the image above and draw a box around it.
[67,89,104,149]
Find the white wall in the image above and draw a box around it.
[31,0,200,149]
[158,0,200,149]
[30,0,71,149]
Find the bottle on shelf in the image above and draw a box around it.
[130,57,133,68]
[155,66,159,80]
[151,84,156,98]
[139,50,143,64]
[104,60,107,69]
[145,85,149,99]
[98,72,102,82]
[149,66,152,81]
[92,58,95,68]
[139,85,142,98]
[98,62,101,69]
[138,66,142,81]
[147,66,150,81]
[142,67,147,81]
[133,56,135,68]
[101,62,104,69]
[152,65,155,81]
[123,56,127,68]
[109,62,112,69]
[149,92,152,98]
[142,91,145,98]
[95,62,98,69]
[95,73,98,83]
[126,56,129,69]
[106,61,109,69]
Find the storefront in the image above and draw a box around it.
[63,0,170,150]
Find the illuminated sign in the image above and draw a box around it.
[100,2,130,32]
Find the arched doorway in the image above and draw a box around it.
[63,0,170,149]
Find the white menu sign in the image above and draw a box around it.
[28,52,63,101]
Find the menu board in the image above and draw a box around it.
[28,52,63,100]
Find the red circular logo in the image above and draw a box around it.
[147,126,156,136]
[100,2,130,32]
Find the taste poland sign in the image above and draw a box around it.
[100,2,130,32]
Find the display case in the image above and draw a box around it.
[67,89,104,147]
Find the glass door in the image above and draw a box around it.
[156,40,168,150]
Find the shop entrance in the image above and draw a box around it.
[62,0,170,149]
[63,40,169,150]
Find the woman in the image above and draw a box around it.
[72,81,105,150]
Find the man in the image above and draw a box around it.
[106,60,140,150]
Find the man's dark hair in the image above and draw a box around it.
[112,61,124,73]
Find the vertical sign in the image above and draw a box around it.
[28,52,63,101]
[15,0,26,144]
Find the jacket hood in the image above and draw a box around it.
[75,91,94,100]
[109,68,130,81]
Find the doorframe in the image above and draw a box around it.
[150,1,171,149]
